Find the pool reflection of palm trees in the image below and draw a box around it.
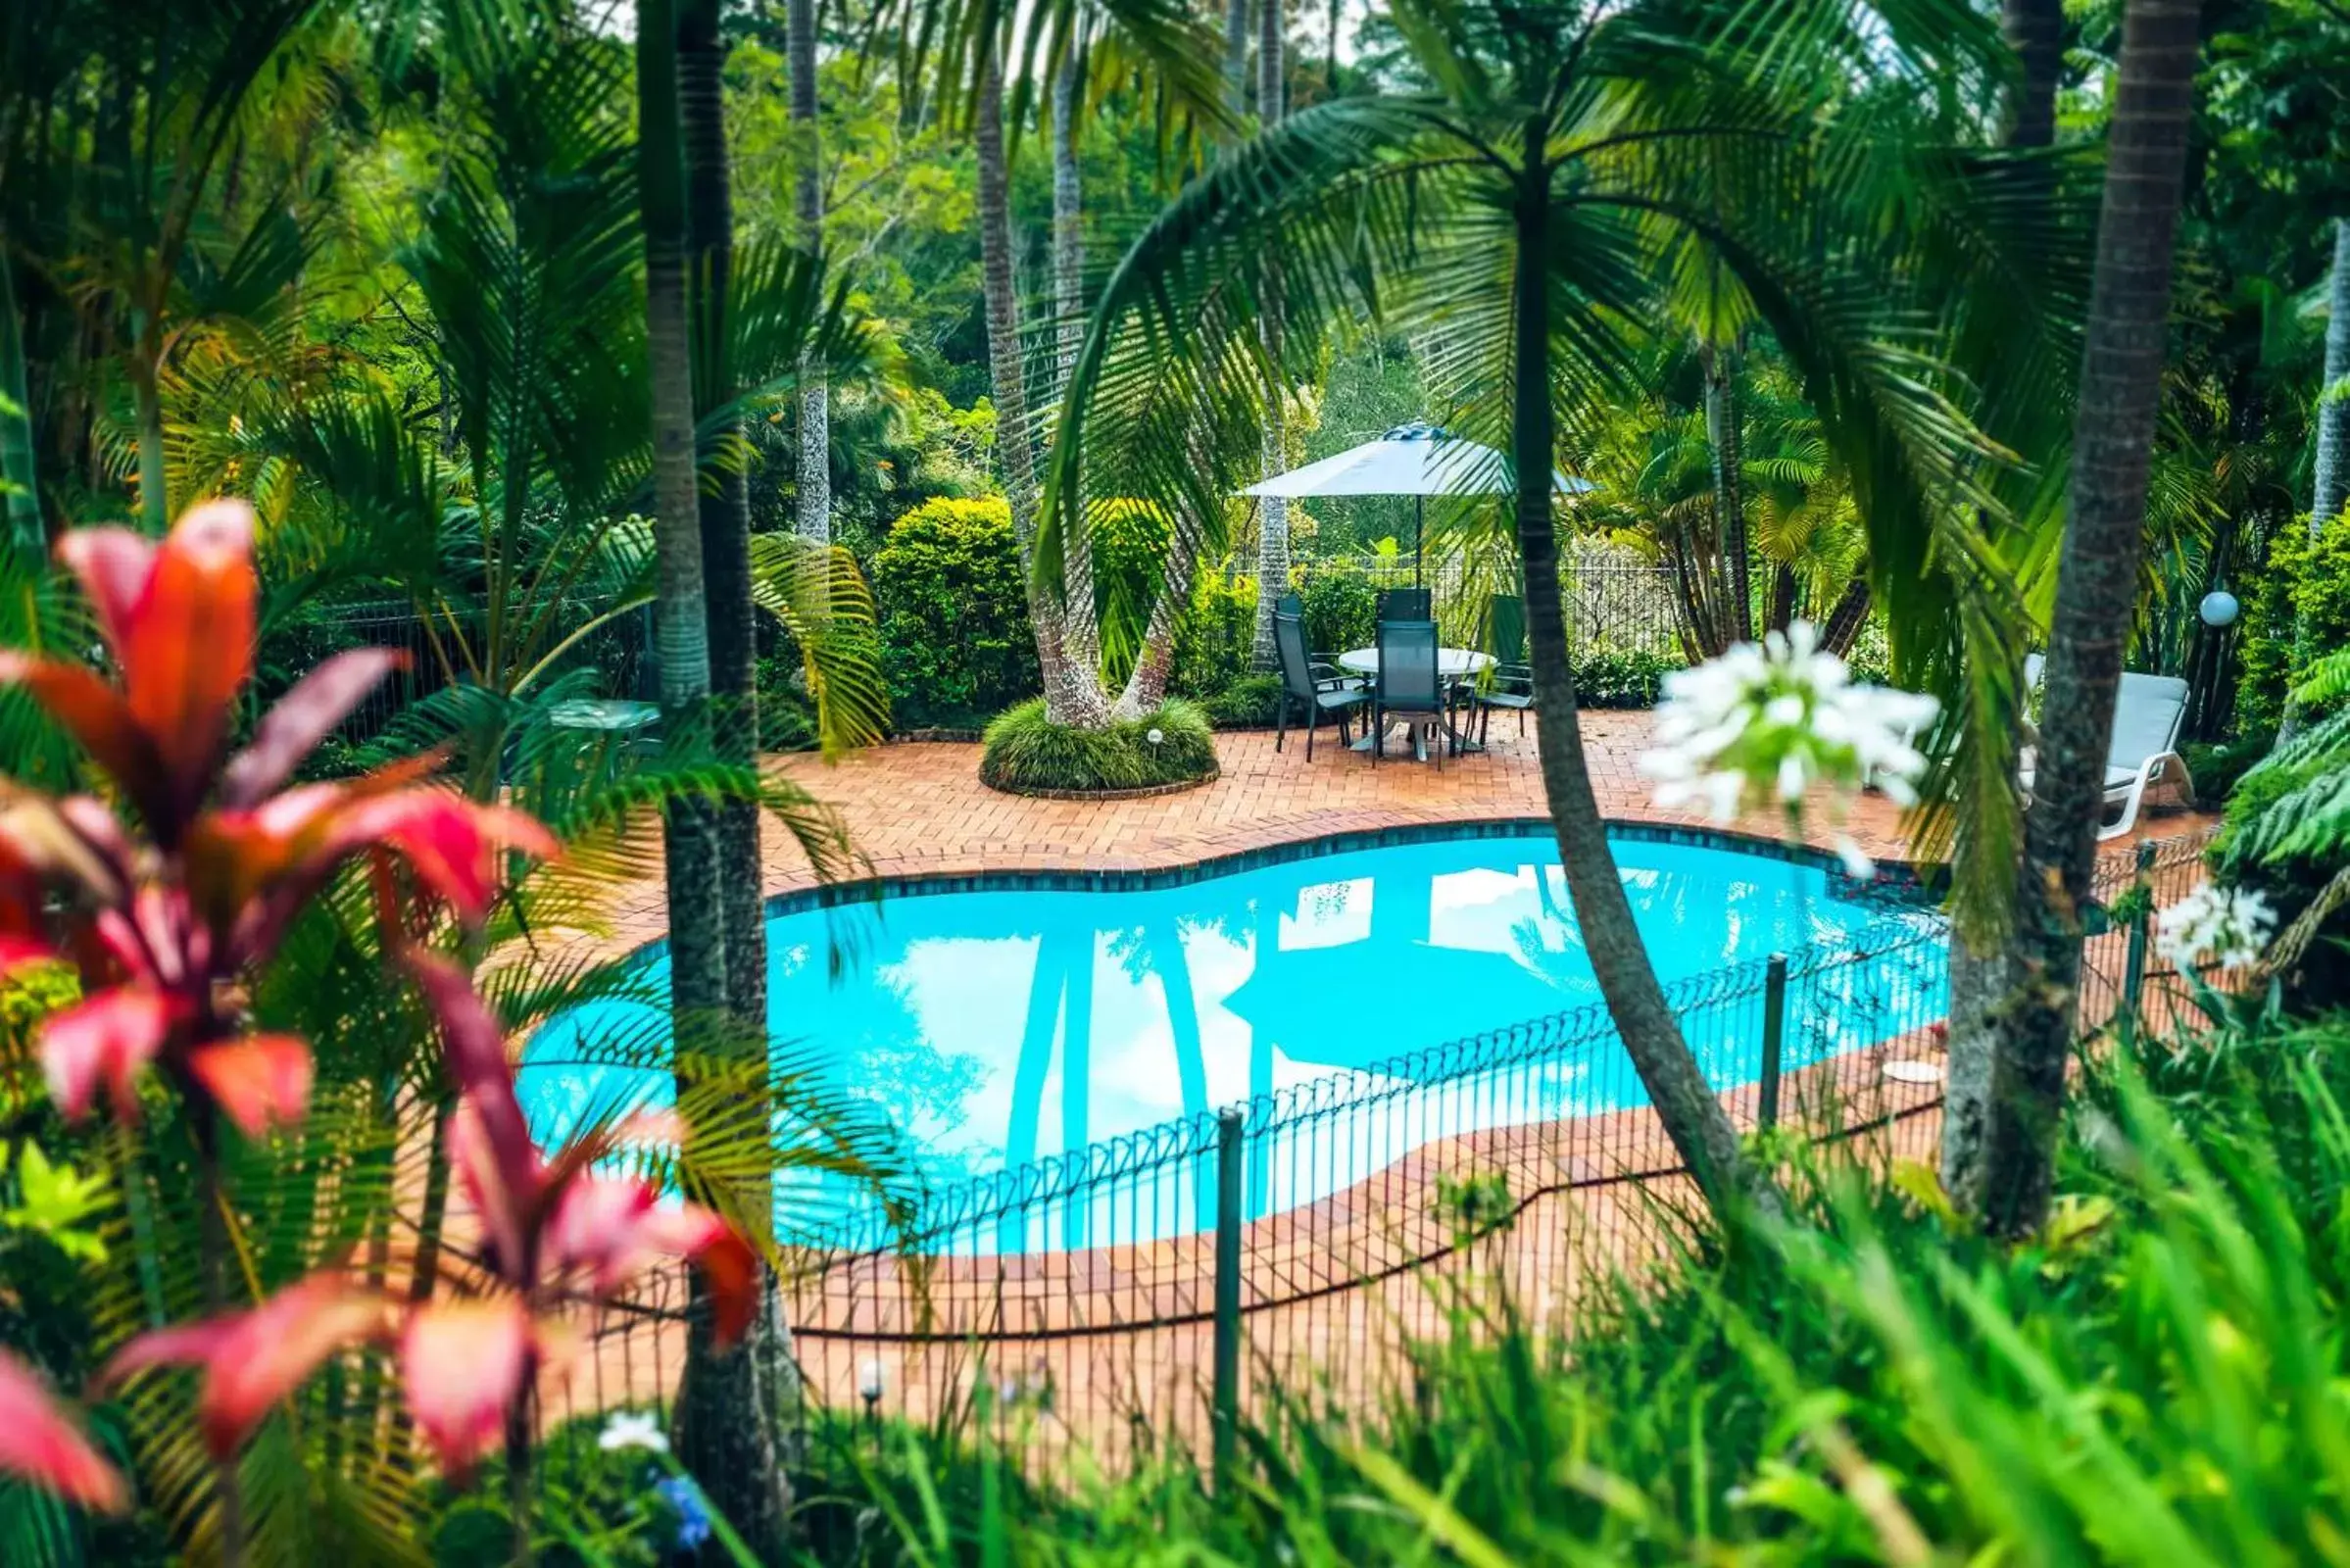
[998,919,1215,1250]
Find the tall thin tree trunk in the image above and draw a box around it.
[789,0,830,543]
[1248,0,1290,670]
[676,0,788,1546]
[1225,0,1248,109]
[1701,342,1750,644]
[0,244,39,548]
[1765,562,1798,634]
[1941,0,2068,1211]
[975,45,1107,728]
[1974,0,2199,1238]
[1511,129,1759,1216]
[2279,220,2350,740]
[1819,573,1870,654]
[642,0,726,1014]
[1052,58,1102,678]
[132,348,167,532]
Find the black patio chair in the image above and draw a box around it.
[1469,593,1535,743]
[1377,587,1433,622]
[1371,617,1451,768]
[1272,611,1366,760]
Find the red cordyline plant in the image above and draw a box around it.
[0,502,755,1555]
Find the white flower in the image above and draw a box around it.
[1638,620,1937,825]
[2155,882,2275,972]
[1833,834,1877,880]
[598,1410,669,1454]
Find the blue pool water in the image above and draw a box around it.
[523,829,1945,1249]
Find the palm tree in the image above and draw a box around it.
[1248,0,1294,672]
[1975,0,2205,1238]
[1051,0,2033,1209]
[790,0,832,544]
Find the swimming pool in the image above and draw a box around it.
[522,826,1946,1248]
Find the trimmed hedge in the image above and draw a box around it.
[979,699,1218,794]
[870,498,1040,727]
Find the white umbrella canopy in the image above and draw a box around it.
[1239,422,1591,499]
[1239,422,1593,586]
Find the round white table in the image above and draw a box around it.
[1335,647,1495,680]
[1334,647,1495,758]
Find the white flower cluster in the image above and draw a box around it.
[598,1409,670,1454]
[1637,622,1939,875]
[2155,882,2275,973]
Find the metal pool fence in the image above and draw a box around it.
[541,826,2218,1471]
[1295,551,1689,662]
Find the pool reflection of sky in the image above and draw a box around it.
[521,833,1941,1246]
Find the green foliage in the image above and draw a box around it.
[869,499,1040,727]
[1299,568,1377,661]
[1574,648,1683,709]
[2186,729,2275,808]
[978,700,1216,794]
[2237,513,2350,734]
[1198,673,1284,728]
[1168,567,1260,700]
[804,1006,2350,1566]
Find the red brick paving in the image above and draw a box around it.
[595,710,2209,955]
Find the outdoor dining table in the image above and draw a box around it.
[1335,646,1496,759]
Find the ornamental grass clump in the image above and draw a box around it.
[978,698,1216,794]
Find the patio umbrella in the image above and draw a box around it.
[1239,421,1595,586]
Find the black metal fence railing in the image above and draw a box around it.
[542,827,2217,1473]
[1292,551,1689,663]
[256,596,655,748]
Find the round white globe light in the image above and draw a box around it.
[2199,588,2240,628]
[1146,727,1164,746]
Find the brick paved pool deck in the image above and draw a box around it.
[595,710,2209,955]
[543,715,2214,1459]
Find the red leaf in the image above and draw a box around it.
[54,527,155,655]
[544,1179,756,1341]
[689,1223,759,1348]
[40,987,177,1123]
[120,502,258,827]
[187,1035,314,1139]
[0,1349,127,1514]
[0,657,168,823]
[0,935,57,976]
[220,648,409,808]
[336,793,560,923]
[100,1276,390,1459]
[398,1297,533,1476]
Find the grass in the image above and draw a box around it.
[977,698,1217,794]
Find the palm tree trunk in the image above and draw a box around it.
[641,0,727,1014]
[0,243,39,549]
[1248,0,1291,671]
[789,0,830,543]
[975,44,1108,728]
[1941,0,2068,1212]
[1818,573,1869,654]
[132,347,167,533]
[675,2,787,1546]
[1511,131,1759,1216]
[1701,343,1750,644]
[1973,0,2200,1238]
[2278,220,2350,740]
[1052,58,1102,678]
[1224,0,1248,110]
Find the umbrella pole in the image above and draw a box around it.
[1414,495,1424,589]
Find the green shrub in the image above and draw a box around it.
[1574,647,1681,707]
[869,498,1039,727]
[1299,567,1377,658]
[2185,729,2273,808]
[2237,513,2350,734]
[1170,567,1261,699]
[978,698,1217,793]
[1199,672,1283,727]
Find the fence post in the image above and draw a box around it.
[1211,1107,1245,1492]
[2122,838,2157,1021]
[1759,953,1788,1133]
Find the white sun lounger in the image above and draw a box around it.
[2022,654,2194,840]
